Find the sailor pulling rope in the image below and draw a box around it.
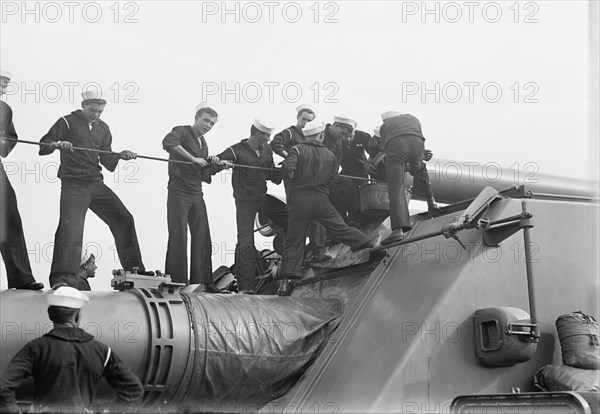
[2,137,380,182]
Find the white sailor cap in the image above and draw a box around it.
[374,126,381,138]
[195,102,214,113]
[333,115,357,130]
[253,118,275,134]
[81,89,105,102]
[303,120,326,137]
[296,103,316,116]
[0,70,12,80]
[381,111,403,121]
[80,249,94,266]
[47,286,90,309]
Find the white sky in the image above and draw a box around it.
[1,0,598,290]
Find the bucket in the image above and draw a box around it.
[359,183,412,216]
[360,183,389,214]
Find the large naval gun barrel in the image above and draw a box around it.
[0,288,342,412]
[410,158,597,203]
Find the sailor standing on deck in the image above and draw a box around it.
[379,111,438,246]
[0,286,144,413]
[40,90,153,286]
[217,118,288,294]
[280,120,374,279]
[162,103,224,293]
[0,70,44,290]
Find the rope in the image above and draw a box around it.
[3,137,382,182]
[5,137,195,165]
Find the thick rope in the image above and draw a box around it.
[3,137,380,182]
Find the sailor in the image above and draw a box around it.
[379,111,438,245]
[40,89,153,284]
[340,128,371,187]
[0,70,44,290]
[366,126,435,184]
[280,120,374,279]
[269,104,326,262]
[0,286,144,413]
[162,103,224,293]
[217,118,288,293]
[49,250,96,291]
[270,103,316,159]
[323,115,362,226]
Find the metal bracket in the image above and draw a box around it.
[481,212,534,247]
[111,269,174,291]
[158,282,186,295]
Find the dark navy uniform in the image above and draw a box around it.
[367,134,385,158]
[380,114,434,232]
[270,125,305,159]
[40,110,147,281]
[49,273,92,291]
[281,141,370,278]
[217,140,288,291]
[0,327,143,413]
[0,101,37,288]
[340,130,371,182]
[163,125,217,285]
[272,125,325,258]
[323,125,361,224]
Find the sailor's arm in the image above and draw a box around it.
[264,147,282,184]
[282,146,300,180]
[0,345,35,412]
[0,104,18,157]
[162,128,208,167]
[103,348,144,411]
[270,129,290,159]
[39,117,73,155]
[99,126,130,172]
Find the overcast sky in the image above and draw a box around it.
[1,1,598,290]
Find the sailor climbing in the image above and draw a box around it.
[280,120,374,279]
[379,111,439,246]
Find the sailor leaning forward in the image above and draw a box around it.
[280,120,374,279]
[379,111,438,246]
